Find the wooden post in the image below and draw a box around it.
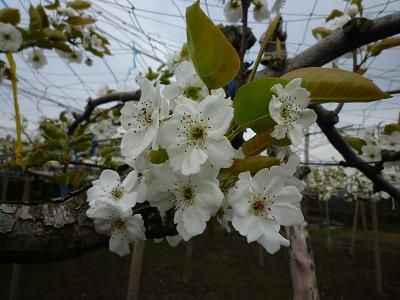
[360,201,369,249]
[9,176,31,300]
[350,200,360,255]
[182,241,193,284]
[127,241,145,300]
[325,200,332,250]
[371,200,383,296]
[289,223,320,300]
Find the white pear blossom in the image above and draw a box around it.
[163,61,211,103]
[0,22,22,52]
[228,167,304,253]
[216,197,233,233]
[120,77,168,160]
[146,164,224,241]
[379,131,400,151]
[158,94,236,175]
[253,0,270,22]
[27,49,47,70]
[269,78,317,145]
[224,0,242,23]
[361,144,382,162]
[346,4,359,17]
[325,15,351,31]
[87,169,145,211]
[87,201,145,256]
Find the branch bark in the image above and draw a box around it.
[68,90,141,135]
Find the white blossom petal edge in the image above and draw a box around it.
[228,167,304,253]
[87,201,145,256]
[269,78,317,145]
[120,77,167,160]
[159,94,236,175]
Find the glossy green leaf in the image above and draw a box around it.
[42,28,67,41]
[221,156,280,176]
[368,38,400,56]
[233,78,288,133]
[281,67,390,103]
[186,1,240,89]
[0,8,21,25]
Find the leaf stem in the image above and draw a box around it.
[248,15,281,82]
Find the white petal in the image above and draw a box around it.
[109,230,131,256]
[287,123,304,145]
[181,146,208,175]
[175,61,196,83]
[162,83,183,100]
[205,138,235,168]
[99,170,120,190]
[284,78,302,94]
[270,203,304,226]
[182,206,207,236]
[121,124,157,159]
[126,214,146,240]
[298,109,317,127]
[275,186,302,205]
[122,170,139,192]
[271,124,287,140]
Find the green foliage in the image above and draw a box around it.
[312,27,332,40]
[281,67,390,103]
[57,169,89,188]
[325,9,343,22]
[344,136,366,154]
[233,78,288,133]
[65,16,96,26]
[242,128,291,157]
[186,0,240,89]
[221,156,280,176]
[44,0,60,10]
[0,8,20,25]
[368,38,400,56]
[383,123,400,135]
[67,0,92,10]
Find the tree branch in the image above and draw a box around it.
[312,105,400,202]
[68,91,141,135]
[257,12,400,77]
[0,195,177,264]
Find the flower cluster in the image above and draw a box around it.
[223,0,283,23]
[87,60,309,256]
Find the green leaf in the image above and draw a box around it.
[66,16,96,26]
[325,9,343,22]
[368,38,400,56]
[281,67,390,103]
[312,27,332,40]
[186,0,240,89]
[42,28,67,41]
[221,156,280,176]
[67,0,92,10]
[29,5,42,32]
[233,78,288,133]
[383,123,400,135]
[57,170,89,189]
[344,136,366,154]
[0,8,21,25]
[242,128,291,157]
[44,0,60,10]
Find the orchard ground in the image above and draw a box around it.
[1,220,400,299]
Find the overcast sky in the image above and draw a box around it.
[0,0,399,163]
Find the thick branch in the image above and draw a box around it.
[68,90,140,135]
[257,12,400,77]
[0,195,176,264]
[313,105,400,202]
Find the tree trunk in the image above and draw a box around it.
[288,222,319,300]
